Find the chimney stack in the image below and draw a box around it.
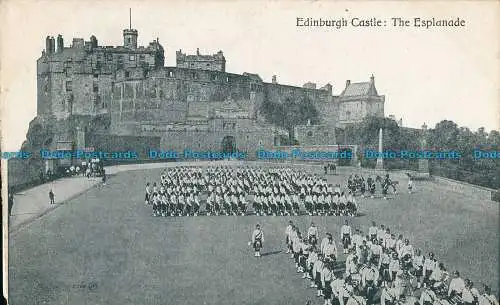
[49,36,55,54]
[272,75,277,84]
[90,35,98,49]
[46,36,52,55]
[56,35,64,53]
[345,80,351,88]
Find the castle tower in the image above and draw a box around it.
[123,9,138,49]
[123,29,138,49]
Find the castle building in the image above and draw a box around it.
[336,76,385,128]
[32,26,385,164]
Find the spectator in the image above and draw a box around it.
[49,189,55,205]
[8,191,14,216]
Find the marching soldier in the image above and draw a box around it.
[285,220,294,254]
[313,254,325,297]
[412,249,425,288]
[145,182,151,205]
[251,224,264,257]
[479,285,499,305]
[368,221,378,243]
[307,248,319,283]
[323,237,337,263]
[321,262,335,305]
[308,222,319,247]
[423,252,438,287]
[448,271,465,300]
[400,239,414,269]
[347,287,367,305]
[361,261,380,305]
[369,239,382,266]
[381,281,400,305]
[341,220,352,254]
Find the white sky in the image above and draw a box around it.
[1,0,499,151]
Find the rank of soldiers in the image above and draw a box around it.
[143,165,380,217]
[282,221,497,305]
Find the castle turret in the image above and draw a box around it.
[123,28,138,49]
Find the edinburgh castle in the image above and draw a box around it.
[26,25,385,169]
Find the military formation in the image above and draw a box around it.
[143,166,401,217]
[144,165,407,217]
[276,220,497,305]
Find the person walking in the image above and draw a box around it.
[8,191,14,216]
[49,189,55,205]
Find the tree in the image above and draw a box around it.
[261,96,319,142]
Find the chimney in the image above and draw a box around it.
[56,35,64,53]
[46,36,52,55]
[345,80,351,88]
[272,75,277,84]
[90,35,98,49]
[49,36,55,54]
[196,48,200,56]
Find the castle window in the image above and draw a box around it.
[125,71,130,78]
[129,55,135,61]
[346,111,351,118]
[93,84,99,93]
[117,56,124,69]
[65,80,72,92]
[107,54,113,61]
[127,38,131,45]
[206,63,210,67]
[93,74,98,79]
[168,71,173,77]
[226,76,229,82]
[307,131,313,137]
[102,102,105,108]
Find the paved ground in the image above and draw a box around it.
[8,162,203,232]
[8,164,499,305]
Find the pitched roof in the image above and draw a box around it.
[341,82,378,97]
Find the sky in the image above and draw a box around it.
[1,0,499,151]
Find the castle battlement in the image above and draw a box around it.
[176,48,226,72]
